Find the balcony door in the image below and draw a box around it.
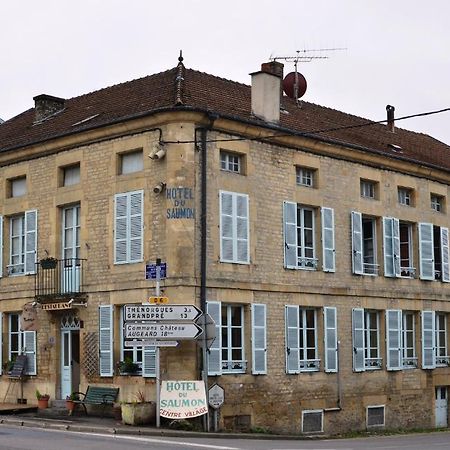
[62,205,80,293]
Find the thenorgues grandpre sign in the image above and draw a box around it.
[166,187,195,219]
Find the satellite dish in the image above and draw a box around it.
[283,71,307,99]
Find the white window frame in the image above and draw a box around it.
[398,188,412,206]
[402,312,417,368]
[360,180,376,199]
[296,207,317,269]
[362,217,378,275]
[220,151,242,174]
[366,405,385,428]
[431,194,444,212]
[221,304,246,373]
[120,306,143,375]
[296,166,314,187]
[62,204,80,261]
[301,409,324,433]
[399,222,415,277]
[9,215,25,275]
[435,313,449,367]
[8,313,36,376]
[120,150,143,175]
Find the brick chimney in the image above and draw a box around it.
[33,94,65,122]
[386,105,395,133]
[250,61,284,123]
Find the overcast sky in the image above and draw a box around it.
[1,1,449,145]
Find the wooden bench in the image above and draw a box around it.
[72,386,119,416]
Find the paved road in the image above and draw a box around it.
[0,425,450,450]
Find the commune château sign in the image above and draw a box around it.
[124,304,202,322]
[125,323,203,340]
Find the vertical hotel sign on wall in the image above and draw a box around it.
[160,380,207,419]
[166,187,195,219]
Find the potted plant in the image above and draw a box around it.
[3,359,15,374]
[40,257,58,270]
[36,390,50,409]
[117,357,140,375]
[65,392,79,413]
[121,390,156,426]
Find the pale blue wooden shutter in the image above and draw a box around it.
[142,346,156,378]
[285,305,300,374]
[321,208,335,272]
[129,191,143,263]
[207,301,222,376]
[283,202,297,269]
[236,194,249,263]
[324,307,338,372]
[0,312,3,375]
[220,192,234,262]
[383,217,395,277]
[440,227,450,283]
[422,311,435,369]
[419,223,434,280]
[352,308,365,372]
[393,218,401,277]
[386,310,401,370]
[24,210,37,274]
[0,216,3,278]
[99,305,114,376]
[351,212,363,275]
[114,194,128,263]
[251,304,267,375]
[23,330,37,375]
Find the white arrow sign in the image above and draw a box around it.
[124,304,202,322]
[124,340,179,348]
[125,323,203,340]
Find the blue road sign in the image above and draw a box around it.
[145,262,167,280]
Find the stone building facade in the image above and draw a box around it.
[0,58,449,434]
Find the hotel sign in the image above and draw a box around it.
[41,302,73,311]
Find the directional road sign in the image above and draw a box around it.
[125,322,203,340]
[196,313,217,350]
[124,340,179,348]
[124,304,202,322]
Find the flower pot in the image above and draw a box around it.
[66,400,75,412]
[40,258,57,269]
[121,402,156,426]
[38,397,50,409]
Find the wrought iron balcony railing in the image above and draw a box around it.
[35,258,86,299]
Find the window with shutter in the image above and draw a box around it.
[0,216,3,278]
[401,312,417,368]
[0,312,3,375]
[324,307,338,372]
[219,191,249,264]
[251,304,267,375]
[422,311,435,369]
[24,210,37,274]
[23,331,37,375]
[440,227,450,282]
[99,305,113,377]
[283,201,297,269]
[285,305,300,374]
[383,217,395,277]
[321,208,335,272]
[114,191,143,264]
[352,308,365,372]
[435,313,448,367]
[142,346,156,377]
[206,301,222,376]
[419,223,434,280]
[386,310,401,370]
[7,313,36,375]
[351,212,363,275]
[120,306,144,375]
[399,222,414,277]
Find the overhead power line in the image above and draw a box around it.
[162,107,450,145]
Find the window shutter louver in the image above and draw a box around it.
[419,223,434,280]
[114,194,128,263]
[206,301,222,376]
[99,305,114,377]
[383,217,395,277]
[24,210,37,274]
[324,307,338,372]
[352,308,365,372]
[283,201,298,269]
[0,312,3,375]
[142,346,156,377]
[251,304,267,375]
[422,311,435,369]
[393,218,401,277]
[235,194,249,263]
[220,192,235,262]
[285,305,300,374]
[23,331,37,375]
[321,208,336,272]
[351,212,364,275]
[129,191,144,262]
[0,216,3,278]
[440,227,450,283]
[386,310,402,370]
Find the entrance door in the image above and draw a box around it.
[60,328,80,399]
[435,386,448,428]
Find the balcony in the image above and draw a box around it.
[35,258,86,300]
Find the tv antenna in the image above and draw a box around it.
[271,48,346,106]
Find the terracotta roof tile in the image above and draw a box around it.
[1,65,449,172]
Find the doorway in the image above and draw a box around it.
[60,315,80,399]
[435,386,448,428]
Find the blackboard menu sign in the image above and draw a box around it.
[9,355,27,379]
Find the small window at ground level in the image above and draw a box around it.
[120,150,143,175]
[302,410,323,433]
[367,405,385,427]
[360,180,377,199]
[220,151,242,174]
[296,166,315,187]
[431,194,445,212]
[9,177,27,198]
